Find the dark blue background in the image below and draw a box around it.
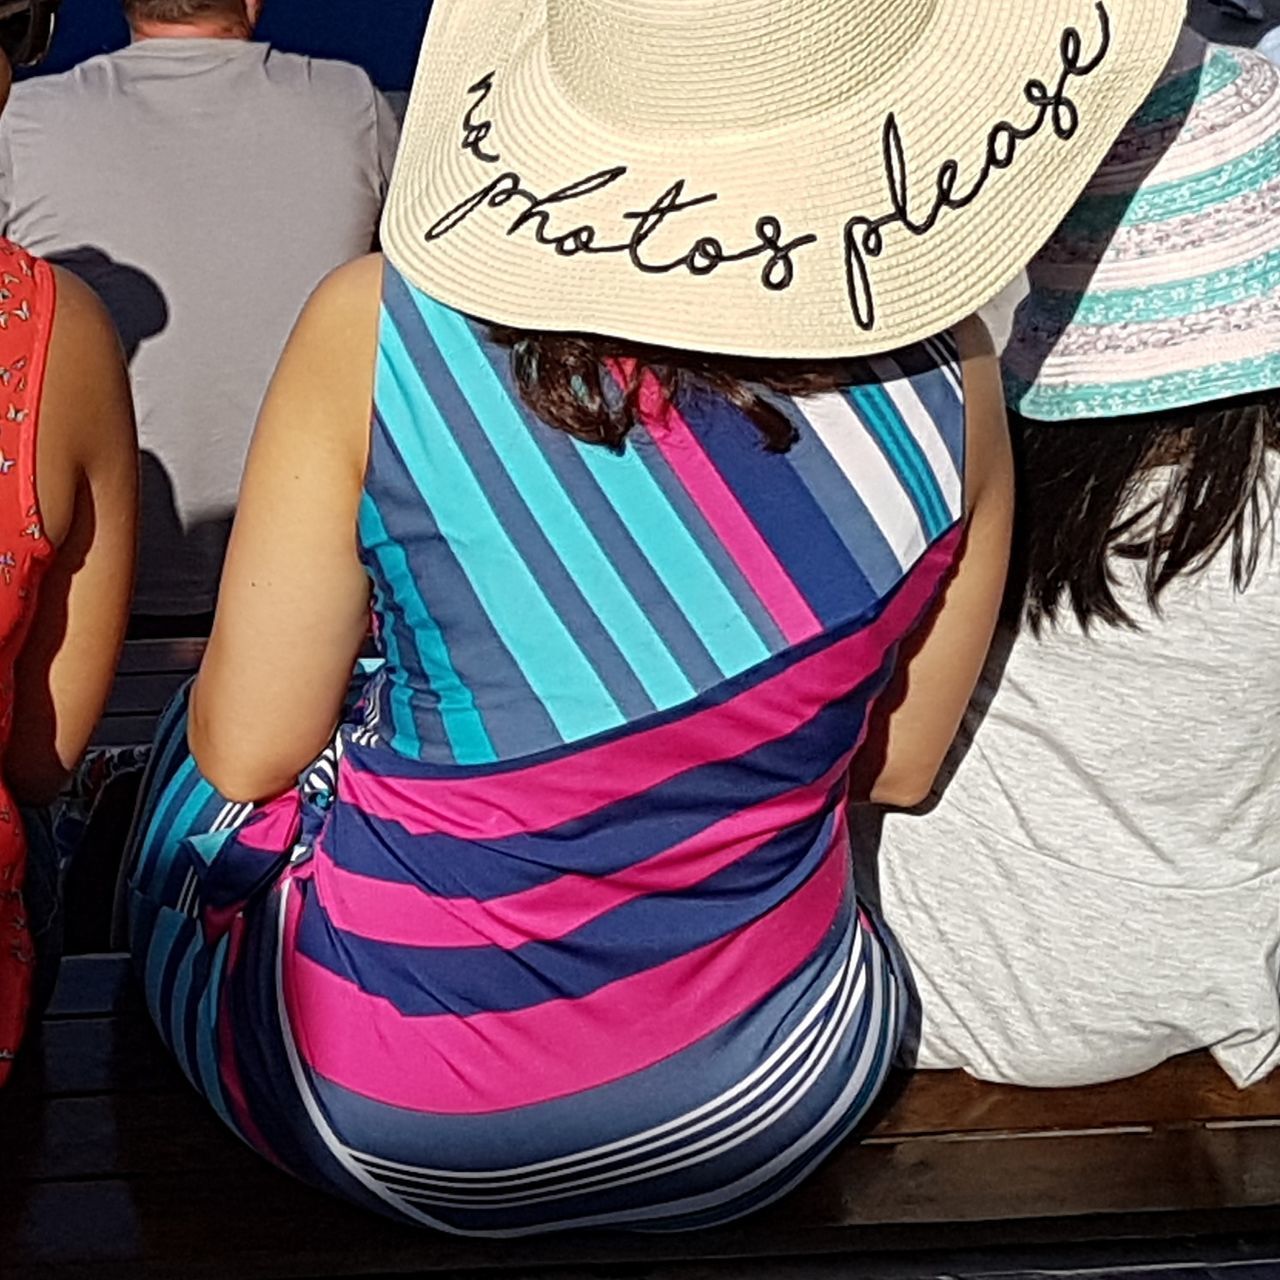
[27,0,430,89]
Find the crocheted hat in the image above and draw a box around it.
[1004,32,1280,421]
[381,0,1183,359]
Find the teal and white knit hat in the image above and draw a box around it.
[1003,31,1280,422]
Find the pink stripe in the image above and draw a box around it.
[337,526,960,840]
[217,918,278,1163]
[282,830,849,1113]
[314,760,848,949]
[234,794,301,854]
[633,371,821,645]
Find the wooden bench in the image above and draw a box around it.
[8,956,1280,1279]
[92,637,207,749]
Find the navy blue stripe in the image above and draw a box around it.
[310,910,859,1171]
[773,394,904,599]
[889,354,965,477]
[325,676,878,898]
[301,808,842,1016]
[517,419,728,692]
[678,383,878,629]
[387,291,656,723]
[362,412,562,760]
[625,429,788,654]
[359,479,455,760]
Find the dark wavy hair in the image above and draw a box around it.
[1011,393,1280,633]
[488,328,857,453]
[122,0,243,24]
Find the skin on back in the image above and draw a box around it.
[190,255,1013,806]
[5,267,138,805]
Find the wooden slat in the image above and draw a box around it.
[10,1127,1280,1280]
[1,1094,250,1183]
[869,1056,1280,1140]
[114,638,207,676]
[90,716,168,749]
[4,1016,183,1099]
[103,670,194,716]
[16,959,1280,1278]
[42,956,137,1019]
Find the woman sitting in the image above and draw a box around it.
[872,33,1280,1090]
[123,0,1175,1232]
[0,0,138,1083]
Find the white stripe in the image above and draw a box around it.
[923,335,963,397]
[272,881,462,1234]
[357,929,864,1193]
[441,939,898,1235]
[276,876,896,1235]
[799,392,926,570]
[365,942,870,1210]
[177,870,199,916]
[874,357,964,518]
[351,922,866,1187]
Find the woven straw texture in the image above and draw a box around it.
[1005,32,1280,420]
[383,0,1186,358]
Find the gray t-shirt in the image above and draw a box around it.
[864,466,1280,1089]
[0,39,400,613]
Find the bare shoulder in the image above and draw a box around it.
[278,254,383,405]
[300,253,384,340]
[951,312,1011,506]
[952,311,997,364]
[43,266,134,461]
[48,266,124,372]
[251,254,383,475]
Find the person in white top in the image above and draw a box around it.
[864,32,1280,1090]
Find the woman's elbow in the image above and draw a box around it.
[190,746,296,805]
[866,767,938,810]
[188,710,294,805]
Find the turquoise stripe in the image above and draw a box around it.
[144,908,186,1038]
[1064,132,1280,234]
[138,759,201,884]
[851,385,950,538]
[355,544,420,758]
[569,434,772,678]
[168,932,200,1085]
[1005,349,1280,421]
[1035,245,1280,327]
[1132,50,1240,128]
[360,492,498,763]
[415,300,697,709]
[195,948,235,1132]
[378,313,624,741]
[132,711,195,881]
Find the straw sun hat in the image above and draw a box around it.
[1004,32,1280,420]
[382,0,1185,359]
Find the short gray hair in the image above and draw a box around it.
[122,0,245,25]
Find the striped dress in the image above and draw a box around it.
[126,264,967,1235]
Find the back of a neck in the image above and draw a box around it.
[131,20,252,41]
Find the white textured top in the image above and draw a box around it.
[865,467,1280,1088]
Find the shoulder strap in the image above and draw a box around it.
[0,240,55,551]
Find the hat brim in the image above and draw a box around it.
[383,0,1186,359]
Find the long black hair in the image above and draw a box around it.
[488,327,859,454]
[1011,393,1280,632]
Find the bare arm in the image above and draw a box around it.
[852,315,1014,809]
[6,268,138,806]
[188,255,381,803]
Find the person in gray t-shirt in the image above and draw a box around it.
[0,0,399,620]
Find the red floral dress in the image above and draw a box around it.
[0,240,55,1085]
